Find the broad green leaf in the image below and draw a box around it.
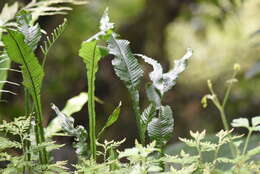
[147,105,174,146]
[79,40,104,159]
[137,49,192,95]
[62,92,88,116]
[98,102,121,138]
[2,29,44,103]
[46,92,88,138]
[145,83,161,108]
[16,10,41,51]
[252,116,260,131]
[140,104,156,136]
[231,118,249,128]
[252,116,260,127]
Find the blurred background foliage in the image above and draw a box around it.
[0,0,260,159]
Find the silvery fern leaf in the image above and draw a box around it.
[87,8,114,42]
[108,35,144,142]
[136,48,192,95]
[140,104,156,136]
[24,0,87,23]
[109,36,143,90]
[147,105,174,146]
[16,11,41,51]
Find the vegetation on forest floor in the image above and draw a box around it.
[0,0,259,174]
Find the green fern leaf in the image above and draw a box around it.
[40,18,67,58]
[79,40,104,159]
[98,102,121,138]
[2,29,47,163]
[3,30,44,102]
[147,105,174,146]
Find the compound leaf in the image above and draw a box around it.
[148,105,174,146]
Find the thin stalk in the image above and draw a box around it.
[130,90,145,145]
[24,89,32,173]
[242,129,252,155]
[208,80,236,157]
[88,43,97,160]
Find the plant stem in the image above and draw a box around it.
[24,89,32,173]
[130,90,145,145]
[242,129,252,155]
[88,44,97,160]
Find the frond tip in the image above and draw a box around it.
[41,18,68,57]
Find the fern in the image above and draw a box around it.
[0,52,16,99]
[78,9,114,160]
[40,18,68,67]
[51,104,88,157]
[23,0,86,23]
[147,105,174,148]
[136,48,192,96]
[108,35,144,143]
[16,11,42,51]
[79,40,103,160]
[2,29,47,164]
[98,102,122,138]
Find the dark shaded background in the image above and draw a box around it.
[1,0,260,167]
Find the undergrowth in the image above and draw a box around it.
[0,0,259,174]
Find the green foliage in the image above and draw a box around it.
[148,105,174,148]
[23,0,86,23]
[46,92,88,138]
[136,49,192,96]
[0,4,259,174]
[40,18,68,67]
[51,104,88,157]
[0,116,68,174]
[108,34,144,143]
[2,29,48,163]
[79,8,115,160]
[98,102,121,138]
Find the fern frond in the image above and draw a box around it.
[40,18,67,66]
[24,0,87,23]
[108,35,144,143]
[3,29,47,163]
[147,105,174,147]
[17,11,42,51]
[79,40,103,159]
[0,51,20,99]
[136,48,192,95]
